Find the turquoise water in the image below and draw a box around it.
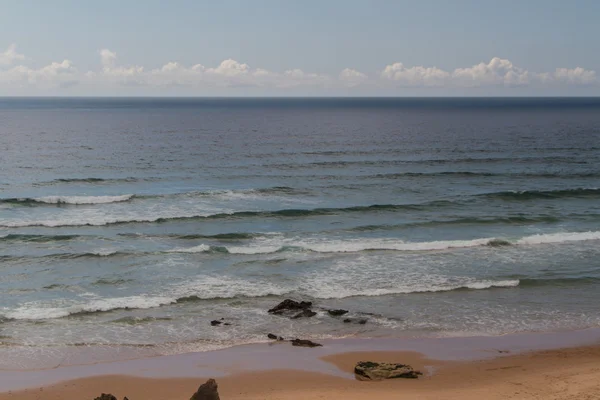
[1,98,600,362]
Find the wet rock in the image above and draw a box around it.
[267,333,285,341]
[291,309,317,319]
[210,320,222,326]
[343,318,367,324]
[327,309,348,316]
[354,361,422,381]
[291,339,322,348]
[268,299,313,315]
[94,395,117,400]
[190,378,220,400]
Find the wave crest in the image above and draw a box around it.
[2,194,134,205]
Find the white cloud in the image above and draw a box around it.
[206,59,250,77]
[381,57,598,88]
[99,49,117,69]
[452,57,529,86]
[0,59,78,88]
[339,68,368,86]
[0,44,25,66]
[93,49,144,86]
[382,63,449,86]
[553,67,597,85]
[1,44,598,93]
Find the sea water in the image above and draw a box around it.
[1,97,599,366]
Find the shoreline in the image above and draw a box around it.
[1,327,600,395]
[3,344,600,399]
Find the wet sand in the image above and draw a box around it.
[2,330,600,399]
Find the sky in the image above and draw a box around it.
[1,0,599,96]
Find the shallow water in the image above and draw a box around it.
[1,97,600,360]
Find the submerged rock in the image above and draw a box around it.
[268,299,313,315]
[190,378,220,400]
[267,333,285,341]
[327,309,348,316]
[354,361,422,381]
[210,320,222,326]
[343,318,367,324]
[291,309,317,319]
[291,338,323,348]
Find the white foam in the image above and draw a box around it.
[4,295,176,320]
[207,231,600,255]
[4,275,291,321]
[90,249,119,256]
[518,231,600,245]
[33,195,134,204]
[299,237,494,253]
[167,244,211,253]
[306,279,520,299]
[173,275,290,300]
[225,245,282,254]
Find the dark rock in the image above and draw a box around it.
[223,323,231,326]
[291,309,317,319]
[267,333,285,341]
[343,318,367,324]
[291,339,322,348]
[354,361,422,381]
[210,320,222,326]
[268,299,312,315]
[190,378,220,400]
[327,309,349,316]
[94,395,117,400]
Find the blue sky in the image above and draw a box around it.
[1,0,599,96]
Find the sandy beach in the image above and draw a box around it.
[2,333,600,400]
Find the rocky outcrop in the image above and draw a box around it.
[268,299,313,315]
[354,361,422,381]
[291,309,317,319]
[327,309,348,316]
[190,378,220,400]
[291,339,323,348]
[94,395,117,400]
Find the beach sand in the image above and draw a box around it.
[2,344,600,400]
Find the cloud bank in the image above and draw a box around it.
[0,44,597,94]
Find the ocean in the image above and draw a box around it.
[1,97,600,367]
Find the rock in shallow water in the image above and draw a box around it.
[268,299,313,315]
[190,378,220,400]
[343,318,367,324]
[291,338,323,348]
[327,309,349,316]
[354,361,422,381]
[291,309,317,319]
[267,333,285,341]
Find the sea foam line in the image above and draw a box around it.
[1,276,520,321]
[165,231,600,255]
